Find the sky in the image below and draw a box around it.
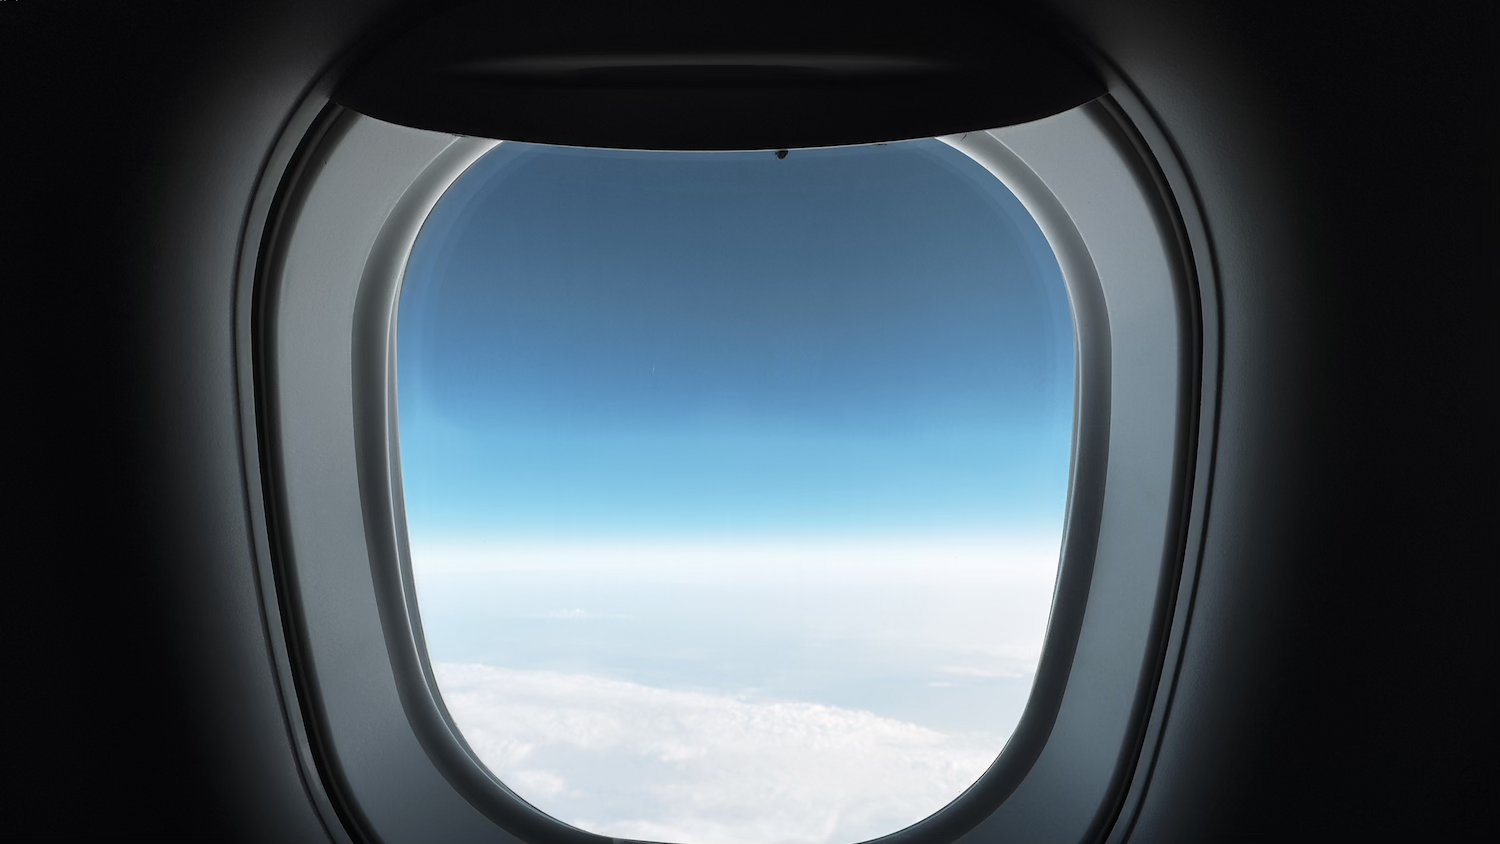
[396,139,1075,844]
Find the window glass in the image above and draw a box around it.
[397,139,1074,844]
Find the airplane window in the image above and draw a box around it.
[395,139,1076,844]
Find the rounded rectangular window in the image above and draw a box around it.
[395,139,1076,844]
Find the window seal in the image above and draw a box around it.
[245,94,1211,844]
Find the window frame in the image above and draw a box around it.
[240,90,1215,844]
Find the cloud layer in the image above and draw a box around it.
[435,662,1007,844]
[412,534,1062,584]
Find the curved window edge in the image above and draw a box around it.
[240,92,1213,844]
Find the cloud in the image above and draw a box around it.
[936,664,1030,680]
[529,607,627,620]
[435,662,1008,844]
[411,534,1062,586]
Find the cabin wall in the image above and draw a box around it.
[5,2,1491,841]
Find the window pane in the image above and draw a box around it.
[397,140,1075,844]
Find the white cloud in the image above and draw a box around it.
[528,607,604,620]
[936,664,1030,680]
[435,662,1008,844]
[411,534,1061,586]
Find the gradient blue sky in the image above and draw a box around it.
[397,139,1074,543]
[394,139,1077,844]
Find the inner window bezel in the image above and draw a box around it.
[243,93,1208,844]
[390,136,1090,842]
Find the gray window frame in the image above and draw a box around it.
[239,90,1217,844]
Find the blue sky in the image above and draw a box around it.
[397,139,1073,542]
[396,138,1075,844]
